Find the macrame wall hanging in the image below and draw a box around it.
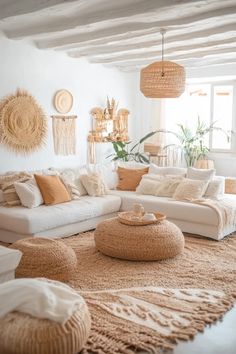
[0,89,47,154]
[51,115,77,155]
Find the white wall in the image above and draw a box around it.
[0,37,136,173]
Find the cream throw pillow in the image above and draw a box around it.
[14,179,44,208]
[80,173,107,196]
[2,173,32,206]
[204,177,225,199]
[148,164,187,176]
[136,178,162,195]
[173,179,209,201]
[60,177,80,200]
[187,167,215,181]
[156,176,184,197]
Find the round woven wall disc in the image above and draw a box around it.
[0,89,47,154]
[54,89,73,114]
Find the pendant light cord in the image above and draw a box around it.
[160,29,166,77]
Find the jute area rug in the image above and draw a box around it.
[62,232,236,354]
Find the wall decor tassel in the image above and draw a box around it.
[52,115,77,155]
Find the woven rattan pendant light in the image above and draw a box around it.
[140,29,185,98]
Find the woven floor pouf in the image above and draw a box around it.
[10,237,77,281]
[0,297,91,354]
[95,218,185,261]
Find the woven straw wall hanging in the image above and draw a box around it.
[53,90,73,114]
[0,89,47,154]
[52,115,77,155]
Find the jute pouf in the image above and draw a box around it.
[94,218,185,261]
[10,237,77,281]
[0,298,91,354]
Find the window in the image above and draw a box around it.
[165,82,235,152]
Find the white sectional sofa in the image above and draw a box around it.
[0,163,235,243]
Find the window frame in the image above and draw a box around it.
[187,80,236,154]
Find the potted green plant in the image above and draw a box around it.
[107,118,231,167]
[106,131,157,163]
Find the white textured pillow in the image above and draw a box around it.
[204,176,225,199]
[156,176,184,197]
[14,179,44,208]
[187,167,215,181]
[149,164,187,176]
[173,179,209,201]
[118,161,149,170]
[142,173,164,182]
[60,177,80,200]
[50,167,88,196]
[136,178,162,195]
[87,163,118,190]
[80,173,107,196]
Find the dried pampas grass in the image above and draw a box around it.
[0,89,47,154]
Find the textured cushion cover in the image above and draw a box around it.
[60,177,80,200]
[204,176,225,199]
[136,178,162,195]
[173,179,209,201]
[2,173,32,206]
[0,195,121,234]
[0,172,31,190]
[87,163,118,190]
[14,179,43,208]
[187,167,215,181]
[0,191,4,204]
[49,167,88,196]
[117,166,149,191]
[149,164,187,176]
[34,175,71,205]
[80,173,107,196]
[156,176,184,197]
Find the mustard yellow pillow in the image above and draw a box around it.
[117,166,149,191]
[34,174,71,205]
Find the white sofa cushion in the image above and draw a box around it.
[149,164,186,176]
[136,178,162,195]
[156,176,184,197]
[14,179,43,208]
[80,173,107,196]
[87,163,118,190]
[173,179,209,201]
[50,167,88,196]
[187,167,215,180]
[204,176,225,199]
[0,195,121,235]
[110,190,219,226]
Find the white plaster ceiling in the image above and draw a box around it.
[0,0,236,72]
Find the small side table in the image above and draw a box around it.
[0,246,22,283]
[225,178,236,194]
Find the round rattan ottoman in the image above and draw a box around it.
[10,237,77,281]
[94,218,184,261]
[0,292,91,354]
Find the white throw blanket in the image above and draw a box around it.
[192,197,236,233]
[0,278,86,323]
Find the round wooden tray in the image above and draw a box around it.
[118,211,166,226]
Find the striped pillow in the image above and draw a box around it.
[2,173,32,206]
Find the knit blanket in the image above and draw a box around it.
[193,197,236,234]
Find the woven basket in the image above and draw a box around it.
[140,61,185,98]
[225,178,236,194]
[10,237,77,282]
[118,211,166,226]
[0,303,91,354]
[95,218,184,261]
